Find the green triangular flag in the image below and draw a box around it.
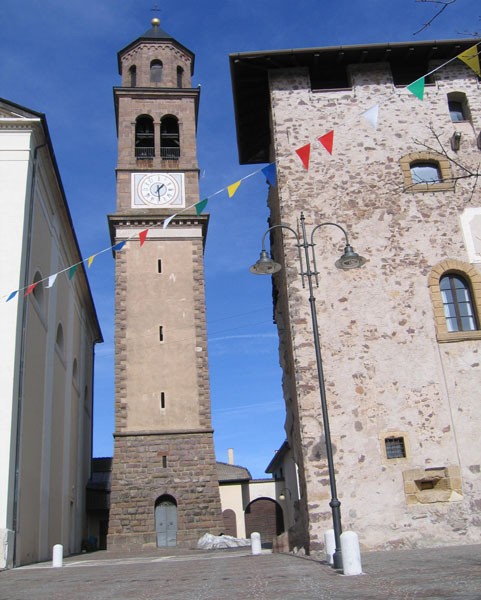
[196,198,208,215]
[68,264,79,280]
[407,77,425,101]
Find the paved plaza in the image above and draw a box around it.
[1,543,481,600]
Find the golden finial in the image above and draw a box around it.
[151,17,160,26]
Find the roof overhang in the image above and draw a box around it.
[229,38,480,165]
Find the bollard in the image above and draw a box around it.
[324,529,335,565]
[251,532,262,555]
[340,531,362,576]
[52,544,63,568]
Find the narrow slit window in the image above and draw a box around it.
[158,259,162,273]
[161,392,165,409]
[162,455,167,468]
[385,437,406,459]
[159,326,164,342]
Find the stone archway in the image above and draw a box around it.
[244,498,284,544]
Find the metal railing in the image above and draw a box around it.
[160,147,180,160]
[135,147,154,159]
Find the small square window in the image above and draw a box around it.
[385,437,406,459]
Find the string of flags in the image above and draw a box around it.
[3,43,480,303]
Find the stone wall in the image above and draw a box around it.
[108,431,224,549]
[267,58,481,551]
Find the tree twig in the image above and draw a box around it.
[413,0,458,35]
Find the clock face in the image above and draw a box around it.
[131,173,185,208]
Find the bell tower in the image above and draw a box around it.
[107,18,223,550]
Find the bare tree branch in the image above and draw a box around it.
[410,125,481,201]
[413,0,458,35]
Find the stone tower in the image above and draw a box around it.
[107,18,223,550]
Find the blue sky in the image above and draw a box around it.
[1,0,476,477]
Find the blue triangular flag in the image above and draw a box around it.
[262,163,277,187]
[112,241,126,252]
[6,290,17,302]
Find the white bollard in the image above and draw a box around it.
[324,529,335,565]
[251,531,262,555]
[340,531,362,576]
[52,544,63,568]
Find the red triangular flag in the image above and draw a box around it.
[295,143,311,170]
[139,229,148,246]
[24,282,38,297]
[318,130,334,155]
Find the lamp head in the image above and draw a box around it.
[249,250,282,275]
[335,245,367,270]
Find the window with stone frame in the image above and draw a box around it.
[447,91,470,122]
[428,260,481,343]
[129,65,137,87]
[400,152,454,193]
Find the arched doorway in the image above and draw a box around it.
[154,495,177,547]
[245,498,284,545]
[222,509,237,537]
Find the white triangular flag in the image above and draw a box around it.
[362,104,379,130]
[45,273,58,288]
[163,214,176,230]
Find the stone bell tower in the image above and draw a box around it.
[107,18,223,549]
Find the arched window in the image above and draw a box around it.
[150,60,163,83]
[428,260,481,342]
[56,323,64,355]
[32,271,44,309]
[129,65,137,87]
[72,358,79,384]
[440,273,477,332]
[135,115,155,159]
[400,152,454,193]
[160,115,180,160]
[177,66,184,88]
[410,161,442,184]
[447,92,470,122]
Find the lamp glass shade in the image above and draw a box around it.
[335,245,367,270]
[249,250,282,275]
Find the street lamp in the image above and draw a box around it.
[250,212,366,569]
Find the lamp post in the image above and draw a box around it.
[250,212,366,569]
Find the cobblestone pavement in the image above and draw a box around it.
[1,544,481,600]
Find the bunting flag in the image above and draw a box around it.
[318,130,334,155]
[407,77,425,101]
[196,199,208,215]
[261,163,277,187]
[227,180,241,198]
[24,282,38,297]
[3,43,480,306]
[163,214,176,229]
[362,104,379,130]
[458,45,481,76]
[69,265,79,280]
[295,143,311,170]
[139,229,149,246]
[46,273,58,288]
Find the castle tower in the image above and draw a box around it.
[107,18,223,550]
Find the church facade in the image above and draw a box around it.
[107,20,223,550]
[0,99,102,567]
[230,39,481,552]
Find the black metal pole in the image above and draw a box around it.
[299,213,343,569]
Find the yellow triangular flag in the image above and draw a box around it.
[88,255,96,268]
[227,180,241,198]
[458,45,480,77]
